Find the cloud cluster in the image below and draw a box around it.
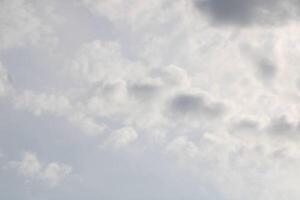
[2,0,300,199]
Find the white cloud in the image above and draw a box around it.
[68,113,106,136]
[12,90,107,136]
[9,152,72,187]
[0,62,11,97]
[103,127,138,149]
[42,162,72,187]
[17,152,42,177]
[13,90,71,116]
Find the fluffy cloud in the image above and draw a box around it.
[9,152,72,187]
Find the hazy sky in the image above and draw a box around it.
[1,0,300,199]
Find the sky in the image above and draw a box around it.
[1,0,300,199]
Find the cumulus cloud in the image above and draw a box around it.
[9,152,72,187]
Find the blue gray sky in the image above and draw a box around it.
[1,0,300,199]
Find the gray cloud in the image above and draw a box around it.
[167,93,225,119]
[129,78,163,101]
[194,0,300,26]
[256,58,277,82]
[240,44,278,83]
[267,116,300,136]
[231,118,260,133]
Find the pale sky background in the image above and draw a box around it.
[1,0,300,199]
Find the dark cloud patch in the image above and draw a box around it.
[129,79,162,101]
[256,58,277,82]
[231,118,260,133]
[267,116,296,135]
[193,0,299,26]
[265,116,300,139]
[167,93,225,119]
[240,45,278,83]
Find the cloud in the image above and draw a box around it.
[256,58,277,82]
[152,65,191,89]
[103,127,138,149]
[13,90,71,116]
[230,118,260,133]
[0,62,11,97]
[68,113,106,136]
[167,92,225,119]
[129,77,163,101]
[9,152,72,187]
[166,136,199,159]
[12,90,106,136]
[266,116,300,136]
[69,40,138,83]
[3,0,300,199]
[80,0,178,31]
[0,0,57,50]
[193,0,300,27]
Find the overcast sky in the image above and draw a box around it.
[1,0,300,199]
